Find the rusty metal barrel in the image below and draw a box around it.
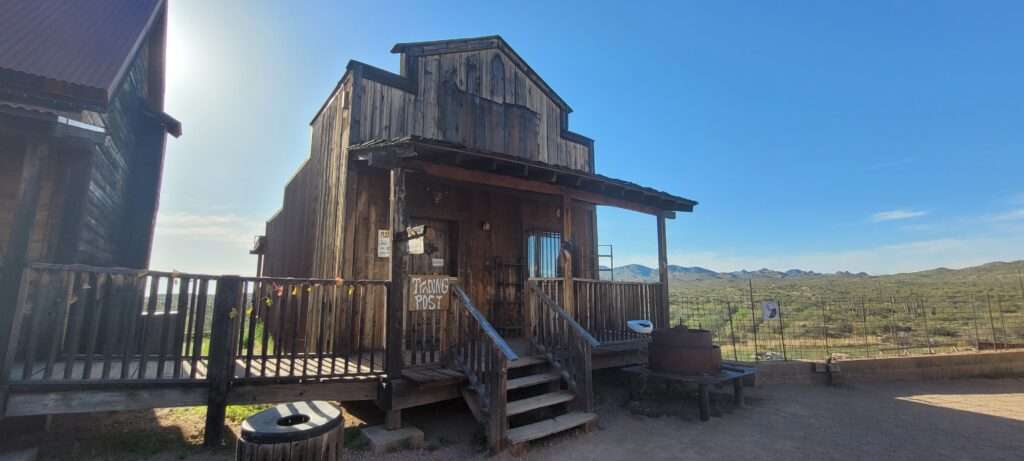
[237,400,344,460]
[648,326,722,375]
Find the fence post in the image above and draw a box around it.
[921,297,933,354]
[748,281,759,360]
[985,293,998,349]
[777,300,788,361]
[203,275,241,447]
[861,297,870,358]
[726,301,738,361]
[821,301,831,358]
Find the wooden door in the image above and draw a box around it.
[408,218,456,276]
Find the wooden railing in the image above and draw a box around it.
[526,281,599,412]
[4,264,217,384]
[233,277,389,382]
[446,284,518,452]
[2,264,389,385]
[573,278,662,344]
[528,277,663,345]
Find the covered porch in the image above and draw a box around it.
[352,135,694,360]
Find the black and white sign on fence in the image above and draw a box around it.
[762,300,780,321]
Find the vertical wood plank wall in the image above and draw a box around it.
[261,42,604,332]
[352,50,592,172]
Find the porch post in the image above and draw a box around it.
[384,167,407,429]
[561,194,574,315]
[656,213,670,329]
[0,138,48,415]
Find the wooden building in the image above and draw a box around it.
[0,0,180,413]
[0,0,180,271]
[255,36,697,451]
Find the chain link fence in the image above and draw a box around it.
[672,292,1024,362]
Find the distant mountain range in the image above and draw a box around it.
[600,264,870,282]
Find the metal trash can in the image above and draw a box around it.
[237,400,344,460]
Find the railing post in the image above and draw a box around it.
[488,352,508,453]
[203,275,241,447]
[656,213,670,329]
[561,194,575,319]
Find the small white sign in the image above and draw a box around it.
[762,300,780,321]
[377,230,391,258]
[431,257,445,268]
[407,237,424,255]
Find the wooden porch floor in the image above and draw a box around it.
[9,351,391,382]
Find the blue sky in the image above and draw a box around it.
[152,0,1024,276]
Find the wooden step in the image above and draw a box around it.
[508,355,547,369]
[506,391,574,416]
[506,412,598,445]
[507,371,562,390]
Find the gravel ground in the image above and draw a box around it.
[5,375,1022,460]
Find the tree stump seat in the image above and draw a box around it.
[237,400,344,460]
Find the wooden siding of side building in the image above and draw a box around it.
[74,36,166,268]
[0,137,71,264]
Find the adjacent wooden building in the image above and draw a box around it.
[0,0,180,412]
[0,0,180,271]
[256,36,697,450]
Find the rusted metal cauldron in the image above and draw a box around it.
[649,326,722,375]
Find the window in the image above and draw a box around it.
[527,231,561,278]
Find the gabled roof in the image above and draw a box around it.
[391,35,573,113]
[0,0,165,107]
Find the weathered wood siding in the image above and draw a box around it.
[0,137,25,260]
[352,48,593,172]
[333,170,596,319]
[309,79,353,279]
[74,35,166,268]
[260,42,601,329]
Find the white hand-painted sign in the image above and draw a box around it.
[409,276,451,311]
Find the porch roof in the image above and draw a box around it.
[350,136,698,216]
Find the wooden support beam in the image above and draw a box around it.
[382,168,407,429]
[203,275,242,447]
[406,160,676,218]
[0,138,47,417]
[562,195,574,316]
[387,169,407,378]
[656,214,670,329]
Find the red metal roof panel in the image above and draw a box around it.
[0,0,163,102]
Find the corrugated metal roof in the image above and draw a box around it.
[0,0,163,102]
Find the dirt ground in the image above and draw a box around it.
[4,373,1023,460]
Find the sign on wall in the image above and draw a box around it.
[377,230,391,258]
[408,275,451,311]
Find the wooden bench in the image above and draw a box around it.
[622,363,757,421]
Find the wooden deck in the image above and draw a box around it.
[9,352,392,383]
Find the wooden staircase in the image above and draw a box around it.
[449,284,598,453]
[459,351,598,452]
[503,354,597,449]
